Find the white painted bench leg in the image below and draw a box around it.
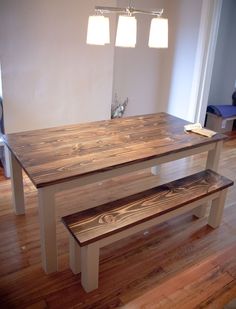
[208,190,227,228]
[9,150,25,215]
[81,243,99,293]
[193,201,210,218]
[193,141,223,219]
[69,235,81,274]
[151,166,159,175]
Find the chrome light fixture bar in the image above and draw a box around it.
[94,6,164,17]
[86,5,168,48]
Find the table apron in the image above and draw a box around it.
[51,142,216,193]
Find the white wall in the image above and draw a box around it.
[208,0,236,105]
[0,64,2,98]
[0,0,116,133]
[0,0,205,132]
[113,0,203,122]
[162,0,203,121]
[113,0,166,117]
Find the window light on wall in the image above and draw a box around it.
[86,4,168,48]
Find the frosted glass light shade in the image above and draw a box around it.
[87,15,110,45]
[115,15,137,48]
[149,18,168,48]
[103,17,110,44]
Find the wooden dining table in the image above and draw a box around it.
[3,112,227,273]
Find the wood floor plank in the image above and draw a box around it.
[198,281,236,309]
[122,244,236,309]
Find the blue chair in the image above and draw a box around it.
[206,105,236,133]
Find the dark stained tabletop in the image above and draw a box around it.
[3,113,227,188]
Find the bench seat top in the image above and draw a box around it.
[62,170,233,246]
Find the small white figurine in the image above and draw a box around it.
[111,94,128,119]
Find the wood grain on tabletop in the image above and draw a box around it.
[3,113,227,188]
[62,170,233,246]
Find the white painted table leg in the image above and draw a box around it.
[208,190,227,228]
[205,140,223,171]
[193,141,223,218]
[69,235,81,274]
[151,166,159,175]
[38,186,57,273]
[9,150,25,215]
[81,243,99,292]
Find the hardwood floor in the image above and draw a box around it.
[0,137,236,308]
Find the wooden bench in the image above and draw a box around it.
[62,169,233,292]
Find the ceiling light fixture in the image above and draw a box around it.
[86,15,110,45]
[86,5,168,48]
